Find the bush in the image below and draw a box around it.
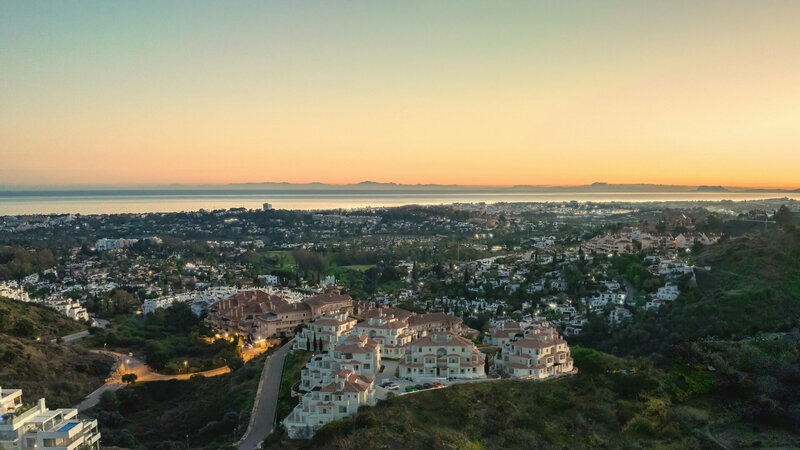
[99,390,120,411]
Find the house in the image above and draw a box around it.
[655,283,680,302]
[0,387,101,449]
[399,332,486,382]
[674,232,719,249]
[609,306,632,324]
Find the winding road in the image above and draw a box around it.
[237,340,293,450]
[74,350,230,411]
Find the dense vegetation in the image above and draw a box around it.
[285,340,800,449]
[576,227,800,364]
[89,302,241,373]
[93,354,264,449]
[0,297,112,408]
[0,245,56,280]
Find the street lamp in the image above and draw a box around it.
[184,360,188,374]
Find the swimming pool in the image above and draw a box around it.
[58,422,79,432]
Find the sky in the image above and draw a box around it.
[1,1,799,188]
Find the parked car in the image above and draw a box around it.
[431,381,445,388]
[387,383,400,390]
[414,384,423,390]
[405,386,417,392]
[422,383,432,389]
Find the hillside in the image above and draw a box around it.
[278,342,800,449]
[575,227,800,363]
[90,354,264,449]
[0,297,112,408]
[0,296,86,337]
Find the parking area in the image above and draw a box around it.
[373,360,457,398]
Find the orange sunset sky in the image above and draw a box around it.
[1,1,799,189]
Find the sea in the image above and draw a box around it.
[0,190,798,216]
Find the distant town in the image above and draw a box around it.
[1,197,798,448]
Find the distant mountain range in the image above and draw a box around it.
[0,181,797,194]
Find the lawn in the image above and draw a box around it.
[341,264,375,272]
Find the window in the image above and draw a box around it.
[340,406,347,413]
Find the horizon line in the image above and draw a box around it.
[0,181,798,191]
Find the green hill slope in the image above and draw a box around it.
[0,297,113,407]
[0,296,86,337]
[284,341,800,449]
[576,227,800,363]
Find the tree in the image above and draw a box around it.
[13,317,36,338]
[109,289,140,315]
[775,205,793,228]
[227,356,245,371]
[99,390,120,411]
[121,373,138,384]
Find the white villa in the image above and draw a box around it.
[0,387,101,450]
[399,332,486,382]
[655,283,680,302]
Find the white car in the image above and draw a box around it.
[387,383,400,390]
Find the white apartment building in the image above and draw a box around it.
[94,238,138,251]
[51,299,89,322]
[353,315,414,358]
[299,334,381,390]
[0,387,101,450]
[495,324,574,379]
[399,332,486,382]
[294,314,358,353]
[482,321,526,348]
[284,370,376,439]
[0,282,30,302]
[257,274,279,286]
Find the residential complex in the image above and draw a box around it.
[206,291,353,342]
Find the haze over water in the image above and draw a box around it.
[1,191,797,216]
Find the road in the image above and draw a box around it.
[52,330,90,343]
[237,340,292,450]
[74,351,230,411]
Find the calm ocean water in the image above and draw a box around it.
[0,191,797,215]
